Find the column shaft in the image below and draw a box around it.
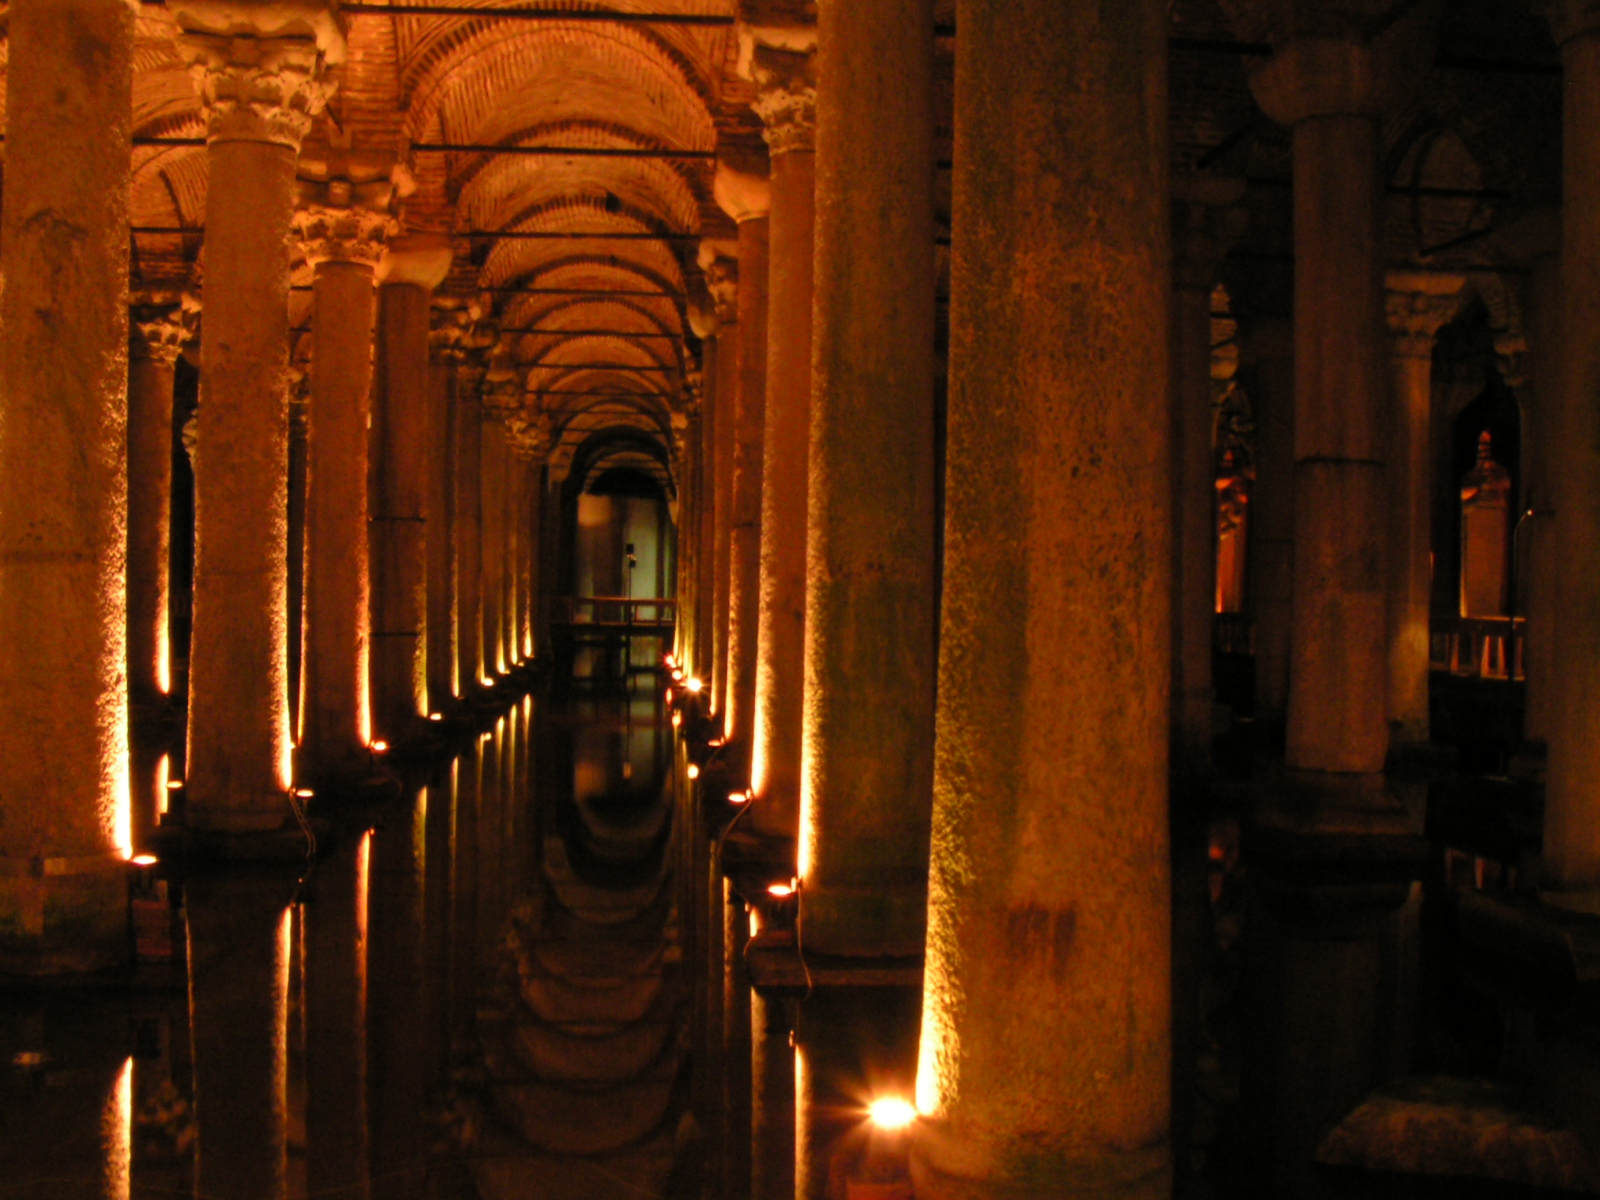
[913,4,1171,1199]
[427,360,457,704]
[371,282,433,738]
[727,217,770,744]
[695,340,720,683]
[481,422,509,675]
[713,327,738,716]
[1545,24,1600,886]
[302,260,376,782]
[1284,115,1389,775]
[752,144,815,841]
[455,379,485,690]
[0,0,135,967]
[801,0,938,956]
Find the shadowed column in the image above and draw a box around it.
[455,364,487,690]
[0,0,136,971]
[703,249,739,719]
[912,3,1172,1198]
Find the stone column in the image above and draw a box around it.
[717,166,772,748]
[503,454,523,667]
[371,237,453,742]
[750,44,817,844]
[1540,1,1600,889]
[801,0,937,958]
[911,4,1171,1199]
[704,253,740,718]
[302,833,370,1200]
[294,190,389,787]
[1384,273,1465,749]
[175,1,343,830]
[480,404,512,677]
[455,365,486,691]
[0,0,136,970]
[128,296,196,850]
[1242,317,1295,727]
[693,335,720,684]
[426,331,462,706]
[1171,182,1247,776]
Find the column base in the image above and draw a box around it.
[910,1137,1171,1200]
[0,857,129,974]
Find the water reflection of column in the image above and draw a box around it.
[750,987,795,1200]
[455,366,485,691]
[724,880,754,1199]
[302,834,370,1200]
[187,871,297,1200]
[426,340,459,708]
[481,419,510,677]
[451,743,483,1059]
[477,719,508,959]
[704,840,728,1199]
[367,788,428,1200]
[421,764,456,1096]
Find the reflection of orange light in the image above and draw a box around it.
[687,764,700,779]
[130,854,158,867]
[686,678,703,694]
[868,1097,917,1131]
[730,791,749,805]
[672,712,682,728]
[371,740,388,753]
[767,882,793,898]
[665,689,674,705]
[294,787,315,799]
[429,712,444,722]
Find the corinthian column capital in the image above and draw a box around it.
[131,291,201,365]
[171,0,345,148]
[1384,271,1467,359]
[748,42,817,156]
[293,198,393,269]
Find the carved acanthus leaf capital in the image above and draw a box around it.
[749,43,816,156]
[1385,271,1467,359]
[131,291,201,366]
[699,248,739,325]
[172,2,345,148]
[293,199,393,268]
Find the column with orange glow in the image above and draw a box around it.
[426,319,465,708]
[691,320,720,687]
[749,43,817,844]
[455,360,488,691]
[295,180,390,788]
[175,1,343,831]
[913,3,1172,1198]
[0,0,137,970]
[703,248,739,717]
[480,387,514,677]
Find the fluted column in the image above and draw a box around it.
[704,252,740,718]
[1384,273,1465,748]
[128,296,197,850]
[295,186,390,786]
[1540,1,1600,889]
[371,236,452,741]
[912,4,1171,1198]
[175,0,343,830]
[455,364,487,691]
[0,0,137,970]
[801,0,937,958]
[750,46,817,844]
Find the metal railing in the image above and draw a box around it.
[1429,616,1526,682]
[559,596,677,628]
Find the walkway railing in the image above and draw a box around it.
[1429,616,1526,682]
[559,596,677,628]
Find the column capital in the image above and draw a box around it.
[130,291,201,366]
[172,2,345,149]
[714,159,772,224]
[294,135,397,267]
[293,199,393,270]
[698,242,740,324]
[506,411,552,462]
[748,43,817,156]
[378,233,454,290]
[1172,176,1249,291]
[1384,270,1467,359]
[481,366,524,416]
[1533,0,1600,45]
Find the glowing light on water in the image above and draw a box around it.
[868,1097,917,1131]
[102,1057,132,1200]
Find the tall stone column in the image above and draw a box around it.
[1384,273,1464,749]
[717,166,772,747]
[480,402,513,677]
[750,44,817,844]
[426,330,462,706]
[372,237,453,742]
[1242,317,1295,727]
[1540,1,1600,889]
[911,4,1172,1199]
[703,252,740,718]
[128,296,196,851]
[0,0,136,971]
[801,0,937,959]
[1171,183,1246,777]
[693,332,720,684]
[294,189,389,787]
[503,454,523,667]
[175,0,343,830]
[455,364,486,691]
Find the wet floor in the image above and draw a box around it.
[0,680,688,1200]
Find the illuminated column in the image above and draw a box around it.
[693,331,720,684]
[1384,273,1464,749]
[175,1,342,830]
[1541,1,1600,889]
[371,236,452,742]
[294,190,389,787]
[750,44,817,843]
[1171,182,1246,777]
[718,165,772,747]
[426,329,463,707]
[801,0,937,958]
[302,833,370,1200]
[480,400,512,676]
[723,881,754,1199]
[0,0,135,971]
[128,296,196,850]
[187,871,297,1200]
[704,250,739,717]
[503,452,523,666]
[455,364,486,691]
[912,4,1171,1200]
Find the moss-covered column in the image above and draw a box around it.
[912,3,1172,1199]
[175,0,342,831]
[0,0,137,969]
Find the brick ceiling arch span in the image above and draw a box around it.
[476,205,689,299]
[499,294,686,362]
[491,256,688,327]
[520,331,677,384]
[560,424,676,495]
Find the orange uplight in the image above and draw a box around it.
[687,764,700,779]
[429,712,444,722]
[294,787,315,799]
[868,1098,917,1131]
[729,790,750,805]
[672,712,682,728]
[766,882,794,898]
[130,854,158,867]
[686,678,703,694]
[371,740,389,753]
